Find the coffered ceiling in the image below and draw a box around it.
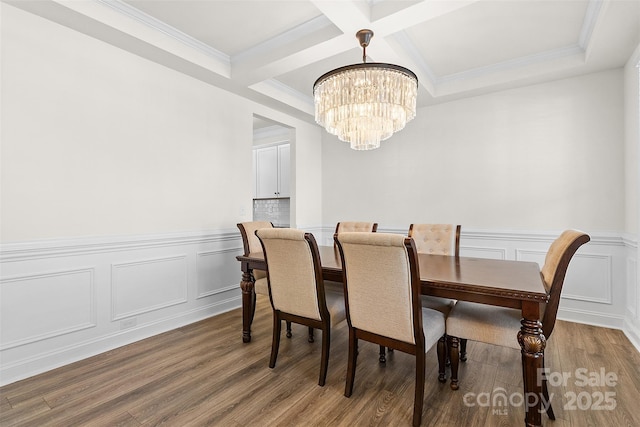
[8,0,640,123]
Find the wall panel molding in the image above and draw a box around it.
[517,249,613,304]
[515,248,546,261]
[0,228,636,385]
[0,229,240,262]
[560,253,612,304]
[0,268,96,350]
[196,248,243,299]
[0,229,244,386]
[111,255,188,320]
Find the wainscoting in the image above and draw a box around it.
[1,227,638,386]
[0,230,243,386]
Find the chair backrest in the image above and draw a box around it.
[256,228,326,322]
[335,222,378,234]
[336,232,423,346]
[408,224,461,257]
[237,221,273,256]
[541,230,590,338]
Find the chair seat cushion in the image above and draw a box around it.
[253,268,267,280]
[422,308,446,351]
[446,301,521,350]
[421,296,455,316]
[255,277,269,296]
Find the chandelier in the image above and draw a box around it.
[313,29,418,150]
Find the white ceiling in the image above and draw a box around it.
[8,0,640,124]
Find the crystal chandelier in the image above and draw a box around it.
[313,29,418,151]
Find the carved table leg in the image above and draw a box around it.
[240,270,256,343]
[518,302,545,427]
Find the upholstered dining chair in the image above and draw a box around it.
[256,228,346,386]
[332,221,378,251]
[408,224,463,370]
[335,221,378,234]
[332,221,381,356]
[238,221,299,340]
[237,221,273,317]
[336,232,446,427]
[408,224,461,257]
[326,221,378,290]
[446,230,590,420]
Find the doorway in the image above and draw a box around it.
[252,115,292,227]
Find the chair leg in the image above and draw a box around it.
[318,327,330,386]
[446,338,451,368]
[250,290,257,326]
[345,329,358,397]
[437,335,446,383]
[448,336,460,390]
[379,345,386,363]
[308,326,315,343]
[286,321,292,338]
[542,377,555,420]
[460,338,468,362]
[413,349,425,427]
[269,312,281,369]
[542,359,556,420]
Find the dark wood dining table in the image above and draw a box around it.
[236,245,549,427]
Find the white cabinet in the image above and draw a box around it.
[254,143,289,198]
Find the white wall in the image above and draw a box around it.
[0,3,322,385]
[2,5,247,241]
[624,55,639,235]
[623,44,640,350]
[320,68,636,349]
[322,70,625,232]
[0,4,323,242]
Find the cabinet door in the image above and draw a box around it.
[255,146,279,198]
[277,144,290,197]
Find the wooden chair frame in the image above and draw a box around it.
[237,222,273,325]
[336,234,445,427]
[448,231,590,420]
[257,231,334,386]
[408,223,465,367]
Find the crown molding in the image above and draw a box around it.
[250,79,314,116]
[96,0,229,64]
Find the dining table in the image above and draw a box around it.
[236,245,549,427]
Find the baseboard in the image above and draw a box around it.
[623,318,640,353]
[0,296,240,386]
[557,307,625,330]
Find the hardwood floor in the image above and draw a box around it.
[2,295,640,426]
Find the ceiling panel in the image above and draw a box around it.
[11,0,640,122]
[404,1,590,77]
[124,0,324,57]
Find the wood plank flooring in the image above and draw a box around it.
[2,295,639,426]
